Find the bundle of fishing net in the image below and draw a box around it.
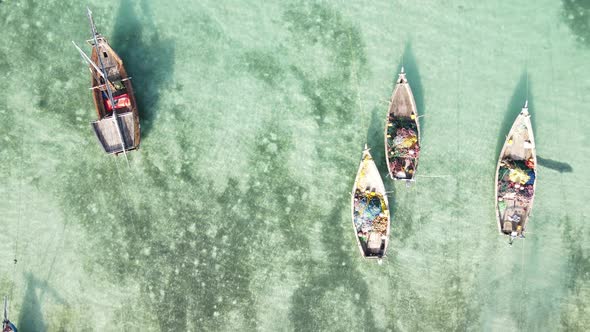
[372,216,388,234]
[519,185,535,200]
[497,180,514,196]
[353,194,385,231]
[353,195,368,229]
[392,128,418,154]
[364,196,383,220]
[386,118,418,148]
[501,159,536,185]
[508,168,530,184]
[387,131,418,177]
[498,159,536,200]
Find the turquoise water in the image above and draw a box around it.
[1,0,589,330]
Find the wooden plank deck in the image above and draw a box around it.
[95,41,121,80]
[506,113,534,161]
[390,85,414,117]
[91,112,136,154]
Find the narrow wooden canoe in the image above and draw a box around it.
[351,145,391,259]
[495,101,537,241]
[89,35,141,155]
[385,68,421,181]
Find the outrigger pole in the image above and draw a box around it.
[72,41,106,88]
[72,42,105,82]
[86,7,129,163]
[72,44,131,91]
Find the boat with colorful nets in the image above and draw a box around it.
[385,68,421,182]
[495,101,537,242]
[351,145,391,259]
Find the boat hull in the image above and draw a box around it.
[494,104,537,238]
[89,37,141,154]
[384,71,421,181]
[351,147,391,259]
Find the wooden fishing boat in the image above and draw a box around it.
[73,8,140,155]
[351,145,391,259]
[385,68,421,182]
[495,101,537,242]
[3,297,17,332]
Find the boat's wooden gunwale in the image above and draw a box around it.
[89,37,141,152]
[350,148,391,259]
[494,106,537,236]
[384,72,421,181]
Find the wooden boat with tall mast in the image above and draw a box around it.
[73,8,140,156]
[351,145,391,259]
[385,67,421,182]
[495,101,537,243]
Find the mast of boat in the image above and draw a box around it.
[86,7,129,164]
[3,296,7,323]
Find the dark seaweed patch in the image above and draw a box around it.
[366,105,387,174]
[284,1,367,128]
[242,50,286,86]
[559,215,590,329]
[562,0,590,48]
[54,117,317,330]
[289,200,376,331]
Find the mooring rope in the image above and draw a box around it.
[9,75,25,309]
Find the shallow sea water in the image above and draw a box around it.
[0,0,589,331]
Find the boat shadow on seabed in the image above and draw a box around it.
[111,0,176,138]
[366,106,396,194]
[366,106,398,253]
[14,273,66,332]
[16,273,54,332]
[500,72,572,174]
[2,274,49,332]
[536,155,573,173]
[496,70,536,157]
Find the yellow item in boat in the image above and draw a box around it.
[410,114,416,120]
[509,168,529,184]
[401,136,417,148]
